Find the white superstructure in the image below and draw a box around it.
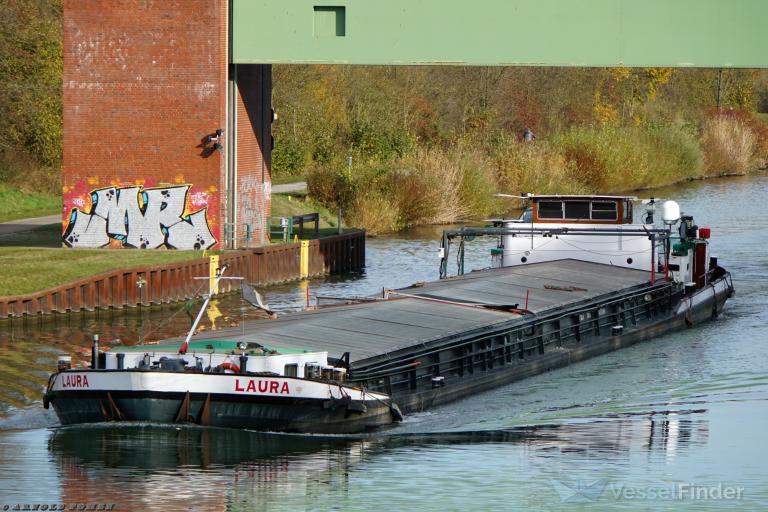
[491,195,654,272]
[484,194,714,290]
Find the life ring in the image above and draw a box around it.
[216,361,240,373]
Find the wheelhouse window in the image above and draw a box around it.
[536,198,620,221]
[591,201,618,220]
[623,200,633,223]
[564,201,590,220]
[284,364,298,377]
[538,201,563,219]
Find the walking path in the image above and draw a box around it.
[0,214,60,236]
[271,181,307,194]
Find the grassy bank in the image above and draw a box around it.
[270,192,346,239]
[0,224,207,296]
[0,184,60,223]
[0,194,344,296]
[270,193,339,228]
[308,117,767,234]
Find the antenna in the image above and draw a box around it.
[179,264,243,354]
[640,197,664,225]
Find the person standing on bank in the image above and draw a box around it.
[523,127,536,142]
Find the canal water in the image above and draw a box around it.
[0,175,766,510]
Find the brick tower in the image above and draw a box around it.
[62,0,271,250]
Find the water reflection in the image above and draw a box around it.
[47,426,372,511]
[41,411,710,511]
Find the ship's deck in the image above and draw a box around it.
[184,260,654,364]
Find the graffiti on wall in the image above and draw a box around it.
[239,176,270,245]
[63,184,217,249]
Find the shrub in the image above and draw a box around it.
[307,147,498,232]
[391,149,466,226]
[311,134,337,165]
[345,121,416,162]
[347,191,401,235]
[706,109,768,169]
[271,140,309,176]
[306,122,722,233]
[388,147,498,227]
[493,138,586,197]
[700,116,757,175]
[555,126,650,190]
[742,114,768,168]
[389,127,416,158]
[307,158,403,234]
[553,124,702,191]
[642,123,702,186]
[456,150,498,220]
[0,150,60,195]
[306,160,364,211]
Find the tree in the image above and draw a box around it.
[0,0,62,190]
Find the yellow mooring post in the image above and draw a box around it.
[300,240,309,278]
[209,254,220,295]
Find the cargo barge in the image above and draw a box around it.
[45,195,733,431]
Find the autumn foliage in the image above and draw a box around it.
[0,0,62,193]
[275,66,768,231]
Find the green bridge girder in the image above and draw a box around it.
[232,0,768,68]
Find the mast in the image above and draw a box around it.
[179,264,229,355]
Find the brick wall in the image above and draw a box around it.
[234,64,272,246]
[62,0,229,250]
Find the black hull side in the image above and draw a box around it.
[48,392,395,434]
[390,274,733,414]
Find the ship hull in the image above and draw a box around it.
[45,372,399,434]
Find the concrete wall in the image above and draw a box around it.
[62,0,273,250]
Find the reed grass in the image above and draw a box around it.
[306,120,763,234]
[701,116,759,175]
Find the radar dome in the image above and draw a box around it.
[662,200,681,224]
